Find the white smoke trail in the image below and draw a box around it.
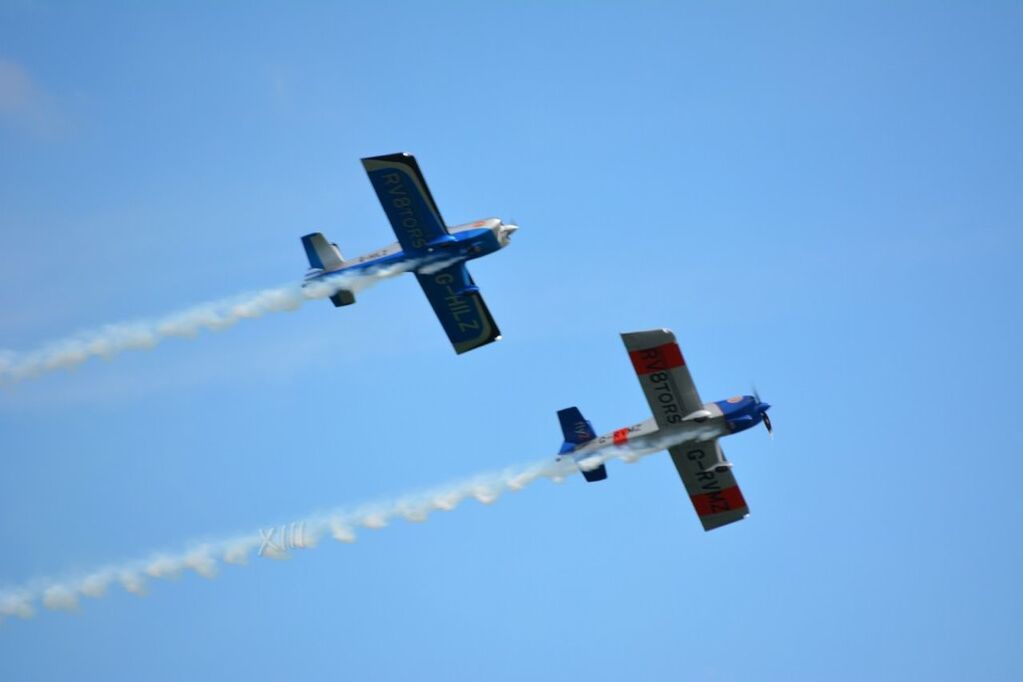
[0,264,411,385]
[0,443,662,622]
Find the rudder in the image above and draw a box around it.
[556,407,608,483]
[302,232,355,307]
[301,233,344,271]
[557,407,597,447]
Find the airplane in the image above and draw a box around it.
[555,328,772,531]
[300,153,519,354]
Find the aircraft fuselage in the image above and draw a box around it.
[559,395,769,466]
[305,218,511,284]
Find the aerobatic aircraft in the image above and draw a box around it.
[301,153,518,354]
[555,329,772,531]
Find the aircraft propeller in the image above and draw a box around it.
[754,386,773,438]
[498,220,519,244]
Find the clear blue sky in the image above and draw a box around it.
[1,2,1021,680]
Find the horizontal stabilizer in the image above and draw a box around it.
[330,290,356,307]
[582,463,608,482]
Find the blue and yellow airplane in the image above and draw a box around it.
[301,153,518,354]
[556,329,772,531]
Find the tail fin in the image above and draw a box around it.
[556,407,608,483]
[558,407,597,448]
[302,233,355,307]
[301,233,344,270]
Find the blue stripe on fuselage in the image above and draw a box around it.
[306,228,501,283]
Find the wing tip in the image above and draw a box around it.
[453,334,501,355]
[620,328,677,349]
[361,151,413,162]
[700,509,750,532]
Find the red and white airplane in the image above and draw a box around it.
[555,329,771,531]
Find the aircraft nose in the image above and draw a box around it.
[758,402,771,413]
[498,223,518,245]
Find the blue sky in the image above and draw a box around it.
[1,2,1021,680]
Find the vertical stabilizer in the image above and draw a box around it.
[301,232,354,307]
[301,233,344,271]
[556,407,608,482]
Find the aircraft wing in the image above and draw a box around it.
[362,153,452,254]
[416,262,501,354]
[621,329,703,428]
[668,440,749,531]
